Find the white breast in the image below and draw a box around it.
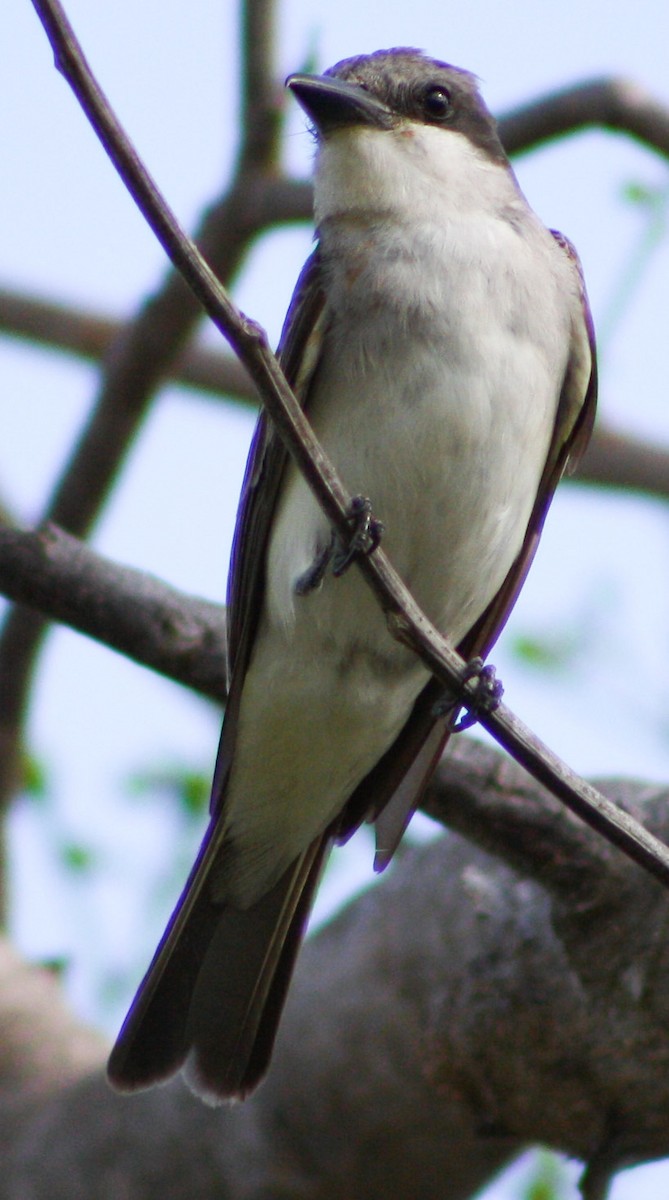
[268,126,573,650]
[221,122,578,905]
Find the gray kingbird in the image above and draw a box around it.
[108,48,597,1102]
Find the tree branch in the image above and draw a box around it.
[0,0,286,844]
[0,524,226,701]
[499,75,669,159]
[25,0,669,896]
[578,424,669,499]
[4,743,669,1199]
[238,0,280,169]
[3,22,669,1193]
[0,285,257,406]
[0,940,106,1117]
[4,281,669,501]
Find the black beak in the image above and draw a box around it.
[287,73,396,135]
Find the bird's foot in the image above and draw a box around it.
[432,657,504,732]
[294,535,336,595]
[332,495,384,576]
[294,495,384,595]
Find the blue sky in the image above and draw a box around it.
[2,1,669,1195]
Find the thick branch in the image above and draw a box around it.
[3,744,669,1199]
[0,941,106,1119]
[426,739,644,902]
[0,524,226,701]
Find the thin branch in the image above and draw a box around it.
[0,0,285,839]
[4,285,669,499]
[238,0,281,169]
[3,292,669,503]
[27,0,669,899]
[578,424,669,499]
[2,520,648,910]
[0,524,226,702]
[425,738,649,903]
[2,74,667,430]
[3,503,665,915]
[0,285,257,406]
[500,75,669,159]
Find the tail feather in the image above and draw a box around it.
[107,833,330,1102]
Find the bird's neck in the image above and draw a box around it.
[313,122,524,230]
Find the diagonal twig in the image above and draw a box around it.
[0,0,287,842]
[29,0,669,893]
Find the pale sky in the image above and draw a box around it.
[2,1,669,1195]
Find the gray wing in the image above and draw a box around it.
[210,247,328,812]
[107,249,332,1101]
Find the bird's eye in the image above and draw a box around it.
[423,85,452,120]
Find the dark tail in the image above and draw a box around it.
[107,830,330,1102]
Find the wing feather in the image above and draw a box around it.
[210,249,327,813]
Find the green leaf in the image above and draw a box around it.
[175,771,209,817]
[620,179,667,212]
[20,750,49,800]
[521,1151,568,1200]
[511,630,580,672]
[125,763,209,819]
[60,842,95,873]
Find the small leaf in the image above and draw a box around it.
[176,771,209,817]
[621,180,658,207]
[124,763,209,818]
[60,842,95,873]
[521,1151,568,1200]
[20,750,49,800]
[511,631,580,671]
[38,956,69,978]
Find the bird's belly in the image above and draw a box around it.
[221,329,558,906]
[269,330,557,651]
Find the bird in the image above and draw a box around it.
[107,47,597,1103]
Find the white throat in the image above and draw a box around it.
[313,121,523,228]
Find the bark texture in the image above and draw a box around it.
[2,741,669,1199]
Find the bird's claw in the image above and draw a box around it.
[295,496,384,595]
[332,495,384,576]
[432,657,504,732]
[294,536,336,595]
